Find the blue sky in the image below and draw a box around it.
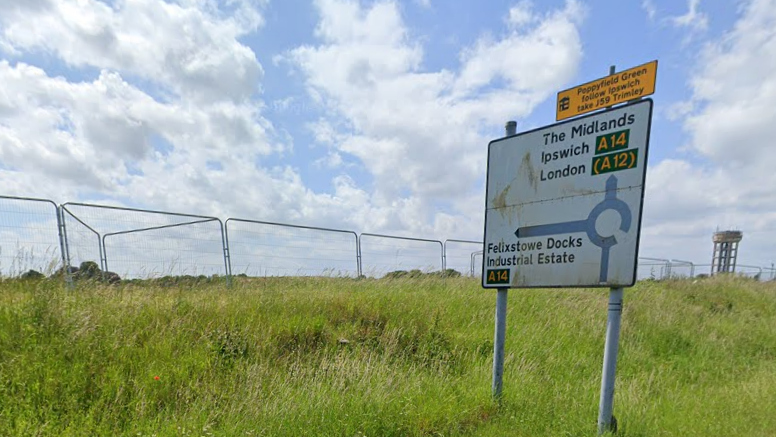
[1,0,775,274]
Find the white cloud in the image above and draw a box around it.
[665,100,694,121]
[642,0,776,265]
[455,1,585,99]
[684,0,776,170]
[0,0,264,102]
[313,151,345,169]
[0,61,277,189]
[508,1,534,28]
[0,1,329,229]
[0,0,528,246]
[285,0,585,236]
[669,0,708,32]
[642,0,657,21]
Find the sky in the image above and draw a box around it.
[0,0,775,275]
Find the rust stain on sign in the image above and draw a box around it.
[520,151,537,191]
[560,184,598,197]
[493,184,510,210]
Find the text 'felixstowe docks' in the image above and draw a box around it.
[486,238,582,267]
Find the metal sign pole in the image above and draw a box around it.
[492,120,516,400]
[598,65,621,434]
[598,287,623,433]
[492,287,507,398]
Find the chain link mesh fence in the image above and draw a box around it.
[0,196,64,277]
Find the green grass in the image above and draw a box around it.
[0,276,774,436]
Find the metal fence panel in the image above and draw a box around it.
[61,203,228,279]
[358,233,443,278]
[0,196,63,277]
[225,219,359,277]
[443,239,483,277]
[664,264,694,279]
[636,262,666,280]
[1,194,774,283]
[736,265,764,280]
[667,259,695,279]
[701,263,763,281]
[60,206,103,273]
[637,257,670,280]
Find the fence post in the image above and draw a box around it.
[350,232,361,278]
[442,241,447,272]
[54,204,67,272]
[217,219,231,287]
[437,240,444,276]
[51,203,73,288]
[356,234,363,278]
[58,206,74,288]
[101,234,109,276]
[224,219,234,285]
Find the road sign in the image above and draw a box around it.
[482,99,652,288]
[556,60,657,121]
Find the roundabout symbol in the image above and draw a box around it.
[515,175,631,282]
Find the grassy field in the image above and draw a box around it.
[0,275,774,436]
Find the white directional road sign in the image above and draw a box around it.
[482,99,652,288]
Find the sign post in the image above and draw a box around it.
[483,92,653,432]
[492,120,517,400]
[598,64,623,435]
[598,286,623,433]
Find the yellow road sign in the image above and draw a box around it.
[556,60,657,121]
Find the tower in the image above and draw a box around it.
[711,230,743,275]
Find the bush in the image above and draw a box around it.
[383,269,463,279]
[49,265,79,279]
[20,269,44,280]
[75,261,101,281]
